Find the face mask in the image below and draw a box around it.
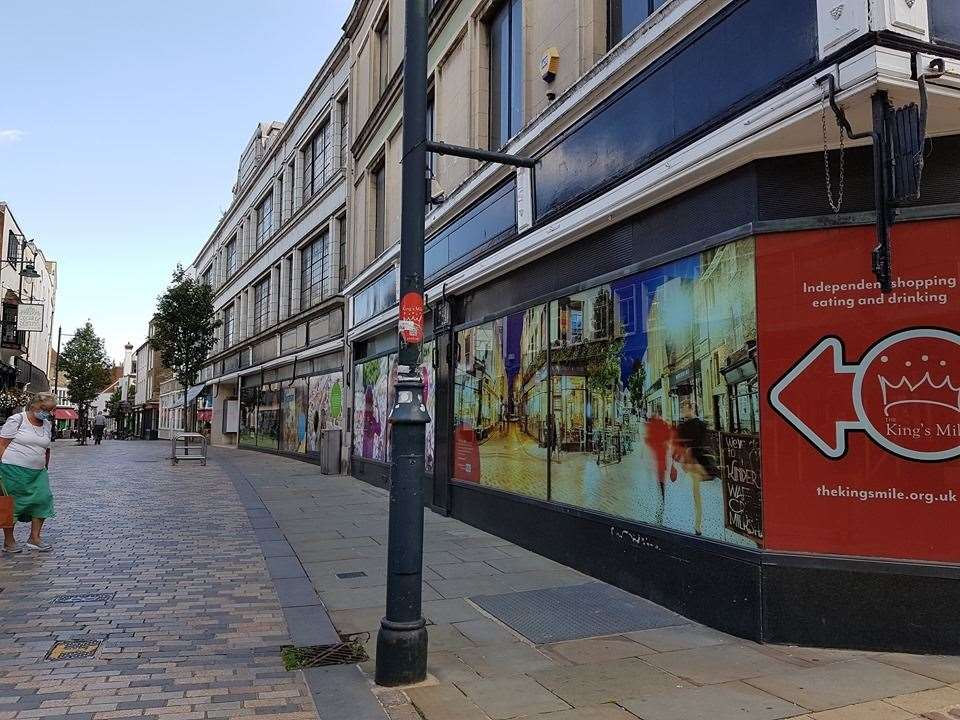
[34,410,50,421]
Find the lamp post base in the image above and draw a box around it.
[375,618,428,686]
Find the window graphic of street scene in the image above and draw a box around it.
[454,306,550,499]
[353,341,436,472]
[453,237,761,547]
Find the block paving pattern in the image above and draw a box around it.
[0,441,317,720]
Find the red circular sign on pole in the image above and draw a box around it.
[399,292,424,344]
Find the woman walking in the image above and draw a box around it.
[1,392,57,554]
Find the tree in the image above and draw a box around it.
[105,387,122,418]
[586,338,623,427]
[150,266,221,431]
[59,323,112,445]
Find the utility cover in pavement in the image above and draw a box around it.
[46,639,103,661]
[469,582,687,644]
[53,593,114,604]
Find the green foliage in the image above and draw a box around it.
[58,322,112,408]
[105,387,121,418]
[586,338,623,404]
[627,362,646,412]
[149,265,221,392]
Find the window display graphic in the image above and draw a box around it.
[453,237,760,546]
[239,370,343,455]
[306,372,344,454]
[758,222,960,562]
[771,329,960,462]
[352,347,435,469]
[353,356,390,462]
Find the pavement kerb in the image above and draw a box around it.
[211,448,390,720]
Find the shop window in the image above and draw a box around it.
[449,238,761,547]
[353,354,393,463]
[255,383,281,450]
[239,386,258,446]
[548,237,760,547]
[452,306,549,500]
[488,0,523,150]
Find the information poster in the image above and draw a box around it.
[757,221,960,562]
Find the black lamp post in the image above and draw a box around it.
[376,0,535,687]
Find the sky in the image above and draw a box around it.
[0,0,353,363]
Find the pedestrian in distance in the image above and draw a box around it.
[92,411,106,445]
[0,392,57,554]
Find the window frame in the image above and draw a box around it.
[372,160,387,257]
[376,7,391,95]
[253,276,271,334]
[223,304,235,348]
[255,193,273,250]
[303,121,332,201]
[338,93,349,169]
[300,232,330,311]
[225,236,238,278]
[607,0,664,49]
[487,0,523,150]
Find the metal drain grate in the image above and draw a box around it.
[281,633,369,669]
[470,582,687,644]
[46,639,103,661]
[53,593,114,604]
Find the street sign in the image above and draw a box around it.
[16,303,44,332]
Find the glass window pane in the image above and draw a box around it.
[452,307,548,500]
[509,0,523,139]
[547,237,760,548]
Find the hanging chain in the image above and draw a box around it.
[821,86,846,214]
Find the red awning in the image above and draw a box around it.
[53,408,78,420]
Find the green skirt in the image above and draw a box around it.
[0,463,55,522]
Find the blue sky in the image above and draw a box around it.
[0,0,353,362]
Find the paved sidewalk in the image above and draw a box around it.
[0,441,317,720]
[223,447,960,720]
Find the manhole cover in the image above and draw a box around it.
[281,634,369,669]
[53,593,114,604]
[46,639,103,661]
[335,571,367,579]
[470,582,687,644]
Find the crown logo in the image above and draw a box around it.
[878,360,960,416]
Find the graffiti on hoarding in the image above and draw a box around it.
[719,432,762,542]
[770,327,960,463]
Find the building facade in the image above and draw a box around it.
[189,0,960,653]
[130,322,171,440]
[191,39,350,468]
[0,202,57,396]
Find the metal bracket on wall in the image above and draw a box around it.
[815,58,944,292]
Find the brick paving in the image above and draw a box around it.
[5,440,959,720]
[0,440,317,720]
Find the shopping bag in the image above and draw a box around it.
[0,480,13,528]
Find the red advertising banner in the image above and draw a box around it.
[757,221,960,562]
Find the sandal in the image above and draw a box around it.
[2,544,22,554]
[25,541,52,552]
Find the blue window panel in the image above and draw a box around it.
[534,0,817,220]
